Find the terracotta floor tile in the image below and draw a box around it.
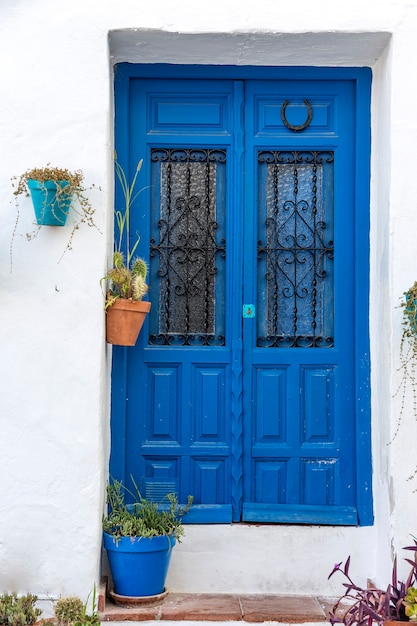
[99,587,335,623]
[160,593,242,621]
[99,602,161,622]
[240,594,327,623]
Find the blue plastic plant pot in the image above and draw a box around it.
[103,532,176,597]
[27,179,72,226]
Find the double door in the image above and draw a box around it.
[111,67,372,525]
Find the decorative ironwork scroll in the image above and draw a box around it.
[257,150,334,348]
[149,148,226,346]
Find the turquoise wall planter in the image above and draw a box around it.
[103,532,176,597]
[27,179,72,226]
[405,294,417,333]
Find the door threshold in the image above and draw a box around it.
[98,580,334,623]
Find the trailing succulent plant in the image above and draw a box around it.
[393,282,417,442]
[12,166,87,202]
[328,540,417,626]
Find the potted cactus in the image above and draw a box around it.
[104,156,151,346]
[105,252,150,346]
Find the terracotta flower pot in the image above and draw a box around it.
[106,299,151,346]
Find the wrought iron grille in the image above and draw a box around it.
[257,150,334,348]
[149,148,226,346]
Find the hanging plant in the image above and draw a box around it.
[394,282,417,439]
[11,164,100,266]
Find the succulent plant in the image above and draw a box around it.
[105,252,148,309]
[404,586,417,621]
[54,597,84,626]
[50,589,99,626]
[0,593,41,626]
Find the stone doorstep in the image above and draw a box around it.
[98,581,335,623]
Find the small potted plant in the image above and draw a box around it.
[328,540,417,625]
[11,165,99,265]
[12,166,94,227]
[102,477,192,599]
[103,156,151,346]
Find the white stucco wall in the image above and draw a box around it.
[1,0,417,603]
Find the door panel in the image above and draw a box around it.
[241,80,356,522]
[124,79,236,523]
[111,66,372,526]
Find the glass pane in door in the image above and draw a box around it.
[257,150,334,348]
[149,148,227,346]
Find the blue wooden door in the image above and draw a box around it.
[111,66,373,526]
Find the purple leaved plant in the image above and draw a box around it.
[328,541,417,626]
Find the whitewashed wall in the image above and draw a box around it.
[0,0,416,603]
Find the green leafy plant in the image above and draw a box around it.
[0,593,41,626]
[10,165,100,266]
[102,476,193,543]
[103,155,149,310]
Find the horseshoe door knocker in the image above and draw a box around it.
[281,99,313,132]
